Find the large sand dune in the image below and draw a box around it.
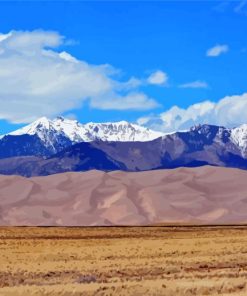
[0,166,247,225]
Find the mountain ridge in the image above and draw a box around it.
[1,119,247,176]
[3,116,163,143]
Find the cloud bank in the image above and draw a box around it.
[0,30,159,123]
[138,93,247,132]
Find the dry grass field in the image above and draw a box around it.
[0,226,247,295]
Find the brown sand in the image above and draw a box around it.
[0,166,247,225]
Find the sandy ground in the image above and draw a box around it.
[0,226,247,295]
[2,166,247,225]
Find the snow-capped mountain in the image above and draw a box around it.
[5,116,163,143]
[230,124,247,157]
[83,121,163,142]
[3,122,247,175]
[3,117,247,173]
[0,117,164,157]
[5,117,72,154]
[6,117,86,146]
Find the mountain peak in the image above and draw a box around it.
[33,116,51,124]
[8,116,52,137]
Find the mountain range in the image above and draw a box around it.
[0,116,162,157]
[1,117,247,176]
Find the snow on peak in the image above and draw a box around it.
[230,124,247,155]
[83,121,163,142]
[3,116,163,144]
[8,117,54,138]
[7,117,68,151]
[4,117,247,157]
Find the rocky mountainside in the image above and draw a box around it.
[1,166,247,226]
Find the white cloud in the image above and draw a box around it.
[179,80,208,89]
[206,44,229,57]
[59,51,78,63]
[0,30,158,123]
[0,33,12,42]
[138,93,247,132]
[117,77,142,90]
[147,70,168,85]
[91,92,159,110]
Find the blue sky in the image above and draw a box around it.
[0,1,247,133]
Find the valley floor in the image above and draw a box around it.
[0,226,247,295]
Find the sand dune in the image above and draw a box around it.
[0,166,247,226]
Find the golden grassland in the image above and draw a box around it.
[1,226,247,295]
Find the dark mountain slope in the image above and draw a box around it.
[0,142,126,177]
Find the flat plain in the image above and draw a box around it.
[0,226,247,295]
